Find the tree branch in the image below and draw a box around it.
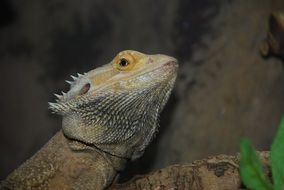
[109,152,270,190]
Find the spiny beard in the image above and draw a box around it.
[51,77,176,159]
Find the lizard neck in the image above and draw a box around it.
[65,133,128,172]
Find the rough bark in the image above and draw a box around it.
[110,152,270,190]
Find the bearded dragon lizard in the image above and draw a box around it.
[0,50,178,190]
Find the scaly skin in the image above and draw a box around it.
[0,50,178,190]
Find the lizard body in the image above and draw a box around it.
[0,50,178,190]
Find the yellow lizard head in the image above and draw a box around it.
[49,50,178,160]
[79,50,177,93]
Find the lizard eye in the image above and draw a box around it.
[114,53,136,71]
[119,58,129,67]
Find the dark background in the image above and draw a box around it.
[1,0,284,182]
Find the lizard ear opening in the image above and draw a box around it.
[79,83,90,95]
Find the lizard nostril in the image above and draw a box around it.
[79,83,90,95]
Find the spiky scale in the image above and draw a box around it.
[71,75,77,80]
[48,102,56,109]
[54,93,62,99]
[65,80,73,85]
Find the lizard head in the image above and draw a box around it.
[49,50,178,160]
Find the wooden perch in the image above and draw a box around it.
[109,152,270,190]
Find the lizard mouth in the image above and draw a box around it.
[143,58,178,79]
[162,60,178,71]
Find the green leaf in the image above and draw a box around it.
[240,138,273,190]
[271,117,284,190]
